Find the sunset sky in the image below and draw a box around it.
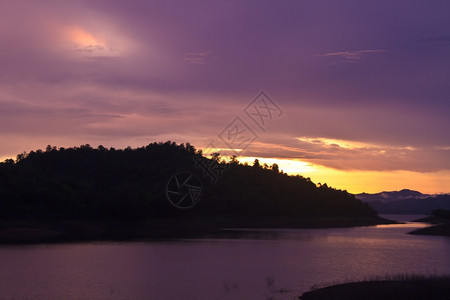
[1,0,449,194]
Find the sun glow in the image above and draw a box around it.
[236,156,317,174]
[67,26,104,48]
[59,25,126,57]
[231,156,450,194]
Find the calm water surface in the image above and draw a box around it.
[0,215,449,299]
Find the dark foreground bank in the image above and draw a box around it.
[300,274,450,300]
[409,209,450,237]
[0,216,394,244]
[409,223,450,237]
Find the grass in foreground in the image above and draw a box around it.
[300,274,450,300]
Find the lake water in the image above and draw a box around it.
[0,215,449,299]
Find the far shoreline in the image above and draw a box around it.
[0,215,395,245]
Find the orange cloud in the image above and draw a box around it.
[67,26,104,47]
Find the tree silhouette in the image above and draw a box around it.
[0,142,377,220]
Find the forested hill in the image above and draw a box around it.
[0,142,376,220]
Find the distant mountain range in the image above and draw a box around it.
[355,189,450,214]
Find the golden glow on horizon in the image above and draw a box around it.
[203,148,244,156]
[2,151,449,194]
[237,156,316,173]
[0,155,12,162]
[235,156,450,195]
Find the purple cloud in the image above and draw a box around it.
[0,0,449,188]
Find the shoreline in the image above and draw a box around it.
[0,216,395,245]
[409,223,450,237]
[408,215,450,237]
[300,275,450,300]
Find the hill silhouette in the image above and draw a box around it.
[0,142,392,243]
[0,142,377,220]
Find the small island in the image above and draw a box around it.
[0,142,393,244]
